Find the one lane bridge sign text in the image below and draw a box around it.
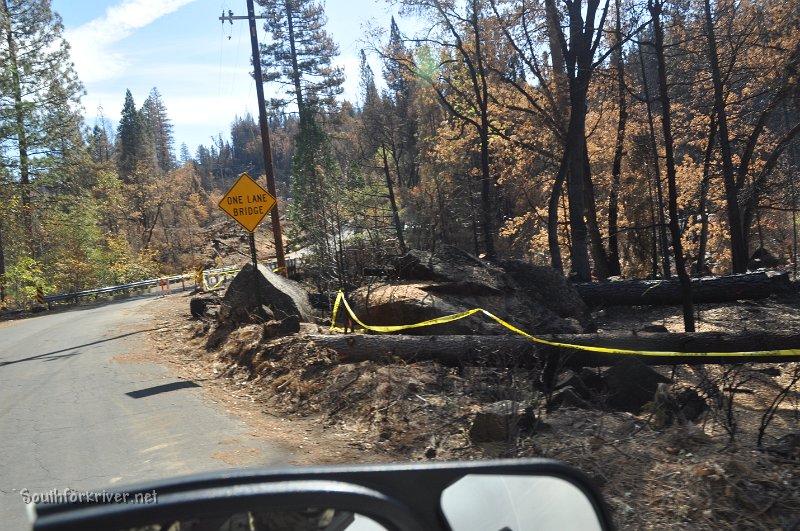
[218,172,277,233]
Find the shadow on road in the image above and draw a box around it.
[0,329,160,367]
[126,380,201,399]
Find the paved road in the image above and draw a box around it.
[0,297,289,530]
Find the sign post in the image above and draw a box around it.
[218,172,277,269]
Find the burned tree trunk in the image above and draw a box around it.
[650,0,695,331]
[308,331,800,367]
[574,271,790,307]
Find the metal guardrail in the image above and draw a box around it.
[42,266,241,305]
[39,259,303,307]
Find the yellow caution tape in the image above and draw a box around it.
[205,270,240,290]
[329,290,800,358]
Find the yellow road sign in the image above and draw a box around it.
[218,173,277,232]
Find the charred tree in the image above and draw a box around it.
[309,331,800,367]
[650,0,695,331]
[574,271,789,306]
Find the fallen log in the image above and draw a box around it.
[307,331,800,367]
[574,271,791,307]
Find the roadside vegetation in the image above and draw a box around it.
[2,0,798,309]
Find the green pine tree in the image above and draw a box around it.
[258,0,344,119]
[115,90,149,182]
[0,0,85,300]
[0,0,84,250]
[141,87,176,174]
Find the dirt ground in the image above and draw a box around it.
[138,290,800,530]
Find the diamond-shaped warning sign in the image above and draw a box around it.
[218,173,276,232]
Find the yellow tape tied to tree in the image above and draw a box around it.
[330,290,800,358]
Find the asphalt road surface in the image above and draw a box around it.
[0,296,289,530]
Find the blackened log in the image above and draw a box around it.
[308,331,800,367]
[575,271,791,307]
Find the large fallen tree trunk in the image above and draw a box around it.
[308,332,800,367]
[574,271,791,307]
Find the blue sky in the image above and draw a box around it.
[51,0,406,155]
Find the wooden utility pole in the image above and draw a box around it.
[221,3,287,275]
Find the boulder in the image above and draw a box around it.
[395,246,512,294]
[219,263,314,326]
[548,386,594,412]
[554,369,593,399]
[263,315,301,338]
[190,293,222,319]
[602,357,672,412]
[349,281,584,336]
[498,259,589,326]
[469,400,520,443]
[578,367,605,393]
[352,248,587,335]
[348,283,501,335]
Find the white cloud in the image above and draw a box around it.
[65,0,197,83]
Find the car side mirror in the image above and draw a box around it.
[31,458,613,531]
[440,473,604,531]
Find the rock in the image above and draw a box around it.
[395,249,439,280]
[554,370,592,399]
[469,400,519,443]
[189,299,205,318]
[263,315,301,338]
[308,292,336,311]
[748,247,780,269]
[406,379,423,393]
[650,383,679,428]
[518,406,537,432]
[602,358,671,412]
[395,246,510,294]
[666,425,713,450]
[676,388,707,422]
[578,367,605,393]
[547,386,594,412]
[349,283,500,335]
[350,247,589,335]
[190,294,222,319]
[641,324,670,333]
[498,259,589,326]
[763,433,800,459]
[220,263,314,326]
[350,281,583,335]
[419,280,505,297]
